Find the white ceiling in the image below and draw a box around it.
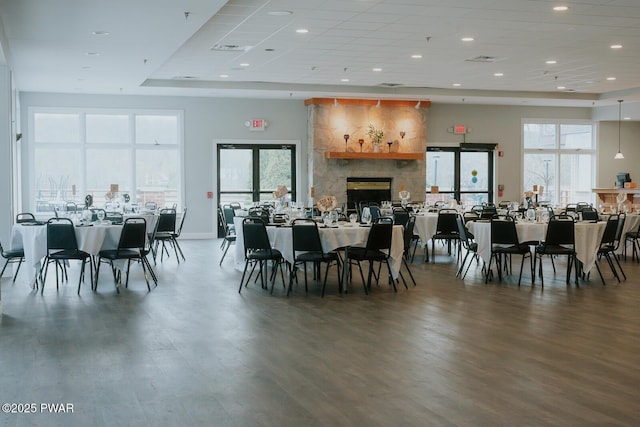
[2,0,640,115]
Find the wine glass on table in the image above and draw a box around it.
[343,134,350,151]
[358,139,364,152]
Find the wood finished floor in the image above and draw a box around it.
[1,240,639,427]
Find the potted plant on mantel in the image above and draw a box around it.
[368,124,384,153]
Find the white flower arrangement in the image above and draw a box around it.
[368,124,384,145]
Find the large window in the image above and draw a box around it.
[522,121,595,206]
[426,145,495,207]
[217,144,296,206]
[29,108,183,213]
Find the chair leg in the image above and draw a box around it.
[402,257,416,286]
[613,254,626,280]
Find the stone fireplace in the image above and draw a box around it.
[306,98,428,208]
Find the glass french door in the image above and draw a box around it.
[217,144,296,206]
[426,146,494,207]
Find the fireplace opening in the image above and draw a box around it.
[346,177,392,214]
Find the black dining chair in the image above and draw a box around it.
[96,217,157,293]
[456,215,479,280]
[288,218,341,297]
[431,208,459,262]
[486,216,532,286]
[219,206,236,265]
[346,219,400,293]
[533,217,577,287]
[399,215,417,286]
[594,214,626,285]
[1,239,24,282]
[239,217,286,294]
[16,212,36,223]
[153,208,180,263]
[41,218,94,294]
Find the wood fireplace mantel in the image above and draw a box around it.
[324,151,424,160]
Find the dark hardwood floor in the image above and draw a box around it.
[1,240,639,426]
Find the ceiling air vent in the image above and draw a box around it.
[210,44,253,52]
[378,82,403,87]
[465,55,499,63]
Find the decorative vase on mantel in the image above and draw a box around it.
[373,142,380,153]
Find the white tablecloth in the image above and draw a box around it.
[10,223,122,284]
[233,218,405,279]
[412,213,439,247]
[468,220,606,274]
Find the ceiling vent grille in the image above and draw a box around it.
[378,82,403,87]
[465,55,499,63]
[210,44,253,52]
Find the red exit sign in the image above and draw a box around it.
[454,125,466,134]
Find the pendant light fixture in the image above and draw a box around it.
[614,99,624,160]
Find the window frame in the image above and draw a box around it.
[27,107,184,213]
[521,119,596,206]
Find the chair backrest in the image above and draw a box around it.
[456,216,472,249]
[242,217,273,255]
[403,215,416,252]
[498,200,511,208]
[369,205,381,221]
[117,218,147,252]
[222,206,235,225]
[229,202,241,210]
[392,208,410,227]
[156,208,177,233]
[435,209,459,234]
[614,213,626,249]
[46,218,79,251]
[490,217,519,246]
[105,211,123,224]
[175,207,187,236]
[576,202,592,212]
[292,219,323,253]
[65,202,78,212]
[581,210,598,221]
[144,201,158,211]
[480,206,498,219]
[16,212,36,223]
[248,207,269,223]
[600,214,619,246]
[544,218,575,246]
[365,222,393,252]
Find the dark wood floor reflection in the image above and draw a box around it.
[1,240,639,426]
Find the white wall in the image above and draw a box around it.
[598,120,640,188]
[18,93,309,238]
[18,92,628,237]
[427,103,594,201]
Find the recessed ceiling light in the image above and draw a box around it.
[372,67,382,72]
[553,6,569,11]
[545,60,557,64]
[606,77,616,81]
[610,44,623,49]
[452,83,461,87]
[494,73,504,77]
[85,52,100,56]
[461,37,474,42]
[91,31,109,36]
[624,117,631,120]
[239,63,250,67]
[268,10,293,16]
[557,86,566,90]
[341,78,350,82]
[265,48,275,52]
[296,28,309,34]
[411,54,422,59]
[219,74,229,78]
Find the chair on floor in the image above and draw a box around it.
[486,216,532,286]
[16,212,36,223]
[392,207,410,228]
[594,214,626,285]
[153,208,181,263]
[431,208,459,262]
[1,239,24,282]
[399,215,417,286]
[456,215,479,280]
[580,208,599,221]
[239,217,286,294]
[219,206,236,265]
[533,217,577,287]
[169,207,187,261]
[41,218,94,294]
[96,217,157,293]
[624,225,640,262]
[288,218,341,297]
[346,218,401,294]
